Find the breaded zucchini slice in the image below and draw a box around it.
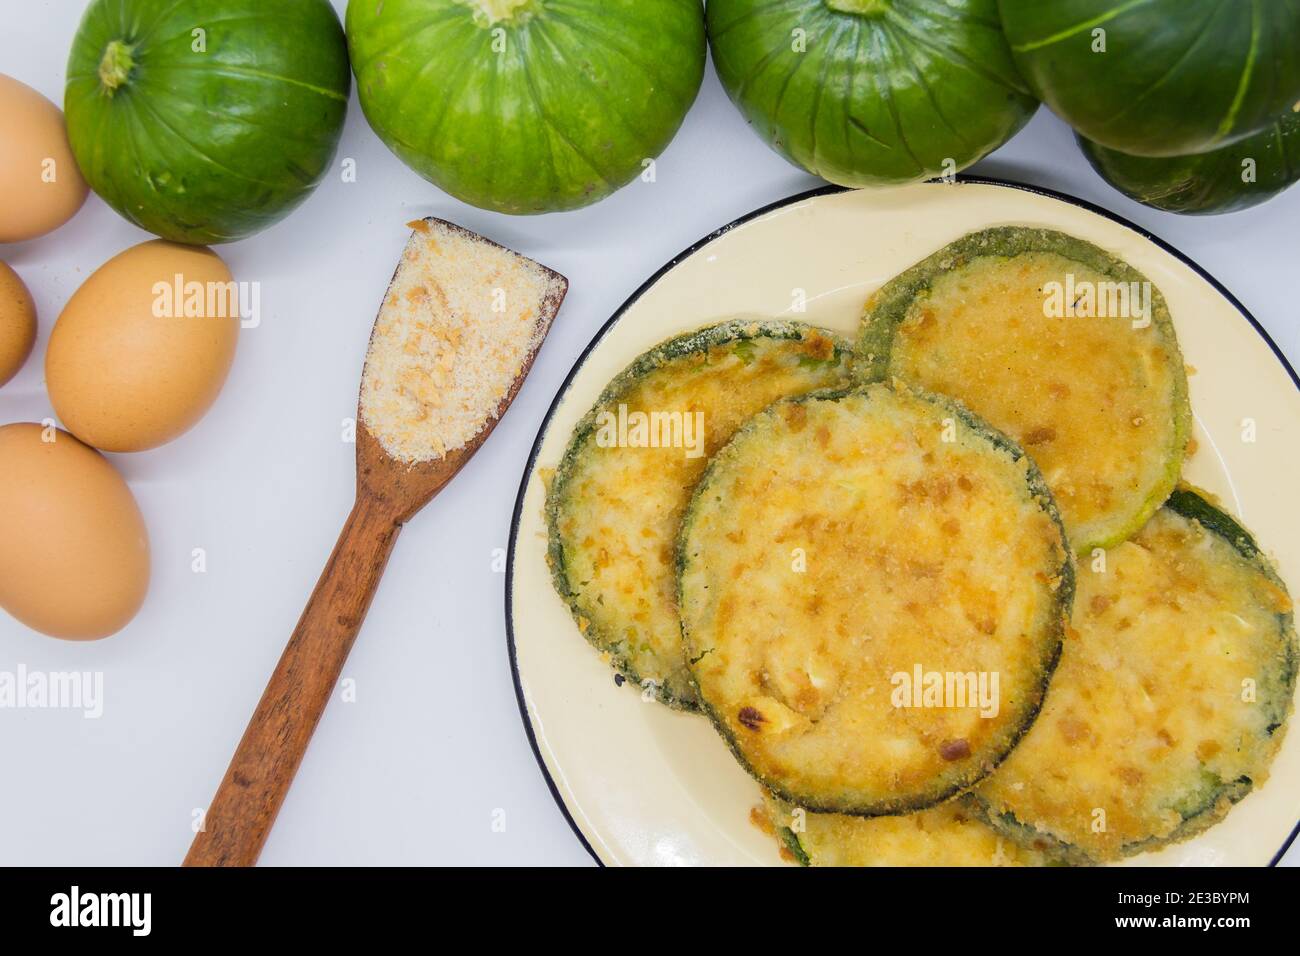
[678,384,1073,814]
[977,489,1298,862]
[546,320,852,708]
[858,226,1191,554]
[760,793,1054,867]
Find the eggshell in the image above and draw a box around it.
[47,240,239,452]
[0,260,36,387]
[0,73,89,243]
[0,423,150,640]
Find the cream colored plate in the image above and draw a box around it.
[506,182,1300,867]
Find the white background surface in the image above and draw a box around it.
[2,0,1297,866]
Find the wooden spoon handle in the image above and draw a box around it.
[184,491,402,867]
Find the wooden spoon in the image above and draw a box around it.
[184,221,567,866]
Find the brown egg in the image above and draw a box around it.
[0,260,36,387]
[0,423,150,640]
[47,240,240,452]
[0,73,89,243]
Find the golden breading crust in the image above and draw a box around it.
[760,792,1054,867]
[859,227,1191,554]
[547,320,852,708]
[679,384,1073,814]
[978,490,1298,862]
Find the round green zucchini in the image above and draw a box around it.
[998,0,1300,158]
[977,488,1298,863]
[1079,110,1300,216]
[65,0,350,244]
[678,384,1073,815]
[346,0,705,214]
[546,320,853,709]
[858,225,1191,555]
[706,0,1038,186]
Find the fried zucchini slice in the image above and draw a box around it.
[858,226,1191,554]
[679,384,1073,814]
[546,320,853,708]
[760,793,1054,867]
[977,489,1298,862]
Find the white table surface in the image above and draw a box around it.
[2,0,1297,867]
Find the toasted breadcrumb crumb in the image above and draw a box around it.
[361,220,564,463]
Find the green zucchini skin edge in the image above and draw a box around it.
[65,0,351,245]
[676,383,1076,815]
[773,794,1028,867]
[1164,489,1300,739]
[545,320,855,711]
[979,488,1299,864]
[777,827,812,867]
[998,0,1300,158]
[856,225,1192,554]
[1079,110,1300,216]
[707,0,1038,186]
[977,806,1095,867]
[346,0,706,214]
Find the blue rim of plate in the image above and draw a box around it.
[504,176,1300,868]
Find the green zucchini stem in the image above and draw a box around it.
[464,0,536,25]
[825,0,890,15]
[97,40,134,95]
